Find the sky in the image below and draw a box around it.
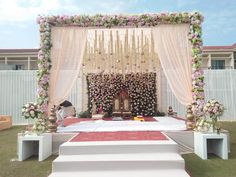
[0,0,235,49]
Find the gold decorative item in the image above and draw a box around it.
[186,104,195,130]
[48,107,57,133]
[81,28,159,74]
[168,106,174,116]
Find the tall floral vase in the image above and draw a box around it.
[208,116,218,133]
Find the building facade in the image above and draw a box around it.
[0,43,236,70]
[202,43,236,69]
[0,49,38,70]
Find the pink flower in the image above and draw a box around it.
[36,16,42,24]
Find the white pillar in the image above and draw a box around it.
[5,56,7,64]
[27,56,30,70]
[208,54,211,69]
[230,53,234,69]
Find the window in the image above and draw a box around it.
[15,64,24,70]
[211,60,225,69]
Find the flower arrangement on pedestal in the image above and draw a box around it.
[22,102,46,135]
[196,99,224,132]
[22,103,41,119]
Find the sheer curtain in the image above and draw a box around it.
[49,27,87,109]
[152,24,193,105]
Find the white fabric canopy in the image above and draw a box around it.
[49,27,87,109]
[152,24,193,106]
[48,25,193,112]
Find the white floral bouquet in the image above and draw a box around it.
[203,99,224,118]
[22,102,41,119]
[196,99,224,132]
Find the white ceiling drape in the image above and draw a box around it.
[48,24,193,110]
[152,24,193,106]
[49,27,87,109]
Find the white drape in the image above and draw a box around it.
[152,24,193,105]
[49,27,87,109]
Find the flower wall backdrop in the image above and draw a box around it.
[87,73,157,116]
[36,12,204,129]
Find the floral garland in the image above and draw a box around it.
[36,20,51,121]
[36,12,204,128]
[189,13,205,117]
[87,73,157,116]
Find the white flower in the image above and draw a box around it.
[37,125,43,130]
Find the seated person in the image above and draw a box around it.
[56,100,76,126]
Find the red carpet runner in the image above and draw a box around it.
[70,131,168,142]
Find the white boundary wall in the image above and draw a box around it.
[0,71,37,125]
[159,70,236,121]
[0,70,235,125]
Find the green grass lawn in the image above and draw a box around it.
[0,122,235,177]
[0,126,56,177]
[183,122,236,177]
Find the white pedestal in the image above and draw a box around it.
[194,132,228,160]
[18,133,52,161]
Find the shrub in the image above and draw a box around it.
[78,110,91,118]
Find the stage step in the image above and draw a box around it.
[49,136,190,177]
[52,153,184,172]
[49,169,190,177]
[59,140,178,155]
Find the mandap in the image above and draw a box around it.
[36,12,204,132]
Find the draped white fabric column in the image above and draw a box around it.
[152,24,193,105]
[49,27,87,109]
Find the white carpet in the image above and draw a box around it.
[57,117,186,133]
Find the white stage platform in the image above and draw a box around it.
[52,117,194,154]
[57,117,186,133]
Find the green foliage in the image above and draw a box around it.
[78,110,91,118]
[0,126,56,177]
[155,111,166,116]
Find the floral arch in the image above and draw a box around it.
[36,12,204,130]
